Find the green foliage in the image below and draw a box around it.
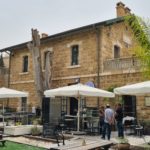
[32,117,41,125]
[125,15,150,50]
[125,15,150,77]
[107,85,117,92]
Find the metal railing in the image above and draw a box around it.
[103,57,141,72]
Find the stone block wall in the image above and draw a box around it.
[8,18,149,121]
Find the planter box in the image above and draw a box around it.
[4,125,43,136]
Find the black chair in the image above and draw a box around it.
[43,123,65,146]
[86,117,99,135]
[134,120,144,137]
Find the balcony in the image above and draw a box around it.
[103,57,141,72]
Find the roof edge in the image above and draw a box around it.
[0,17,124,52]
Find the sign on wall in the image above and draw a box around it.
[145,97,150,106]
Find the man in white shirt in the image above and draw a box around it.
[102,104,114,140]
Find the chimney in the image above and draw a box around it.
[125,7,131,15]
[41,33,48,38]
[116,2,131,17]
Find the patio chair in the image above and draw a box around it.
[134,125,144,137]
[43,123,65,146]
[86,117,99,135]
[134,120,144,137]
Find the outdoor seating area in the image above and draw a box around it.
[54,107,101,136]
[0,111,36,125]
[0,81,149,149]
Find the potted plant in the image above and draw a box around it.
[31,125,41,136]
[117,137,130,150]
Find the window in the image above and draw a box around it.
[114,45,120,58]
[71,45,79,66]
[22,56,28,72]
[21,97,27,112]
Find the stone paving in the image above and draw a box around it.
[3,131,150,149]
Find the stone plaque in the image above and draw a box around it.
[145,97,150,106]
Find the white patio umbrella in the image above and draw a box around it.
[114,81,150,96]
[44,83,114,131]
[0,87,28,127]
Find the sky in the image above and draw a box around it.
[0,0,150,50]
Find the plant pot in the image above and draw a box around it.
[117,143,130,150]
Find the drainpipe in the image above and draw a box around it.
[6,51,12,106]
[95,26,102,108]
[7,51,12,88]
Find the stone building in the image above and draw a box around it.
[0,2,149,122]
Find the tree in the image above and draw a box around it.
[27,29,53,109]
[126,15,150,77]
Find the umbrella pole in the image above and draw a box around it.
[3,100,4,130]
[77,97,80,132]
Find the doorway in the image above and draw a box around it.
[122,95,136,117]
[70,97,78,115]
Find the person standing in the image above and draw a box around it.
[102,104,114,140]
[115,103,124,138]
[99,106,104,135]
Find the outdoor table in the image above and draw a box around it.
[65,115,77,118]
[123,116,135,135]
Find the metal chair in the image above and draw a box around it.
[86,117,99,135]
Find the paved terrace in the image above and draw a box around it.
[4,131,150,149]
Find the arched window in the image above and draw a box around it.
[114,45,120,58]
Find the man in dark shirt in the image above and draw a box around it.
[115,103,124,137]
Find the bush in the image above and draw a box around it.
[31,125,41,136]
